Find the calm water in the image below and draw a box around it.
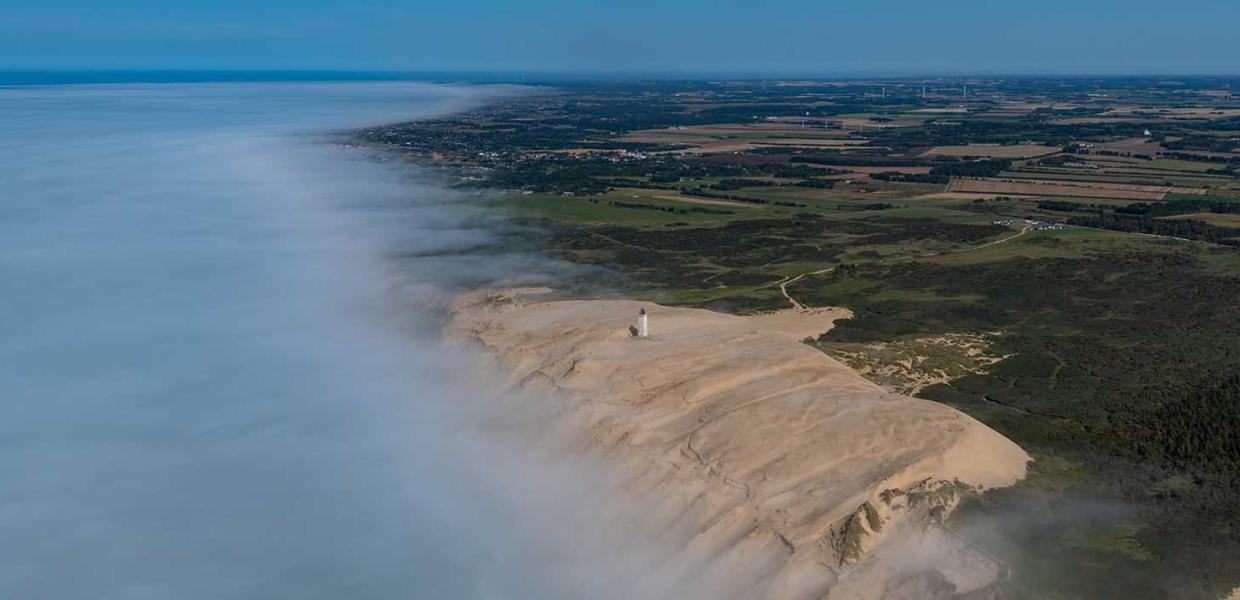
[0,82,571,599]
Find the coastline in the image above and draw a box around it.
[446,288,1030,599]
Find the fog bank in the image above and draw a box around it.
[0,82,628,599]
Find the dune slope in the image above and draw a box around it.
[449,290,1029,599]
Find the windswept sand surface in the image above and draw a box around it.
[449,290,1029,599]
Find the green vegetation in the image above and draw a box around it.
[862,501,884,532]
[799,248,1240,599]
[361,76,1240,599]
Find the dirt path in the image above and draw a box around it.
[779,267,835,310]
[969,224,1033,251]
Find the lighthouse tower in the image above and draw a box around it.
[637,308,649,338]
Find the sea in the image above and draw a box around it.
[0,74,590,599]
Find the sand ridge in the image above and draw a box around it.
[449,289,1030,599]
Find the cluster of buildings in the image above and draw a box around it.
[517,148,649,162]
[1026,218,1066,231]
[992,218,1066,231]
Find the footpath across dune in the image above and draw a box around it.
[449,289,1030,599]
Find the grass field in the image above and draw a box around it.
[922,144,1059,159]
[947,176,1205,200]
[1161,212,1240,228]
[1146,158,1229,173]
[507,192,751,228]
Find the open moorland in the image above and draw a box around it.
[359,77,1240,599]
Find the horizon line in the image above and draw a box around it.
[2,68,1239,86]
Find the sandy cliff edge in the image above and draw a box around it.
[448,289,1031,599]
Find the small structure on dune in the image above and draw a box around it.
[636,308,649,338]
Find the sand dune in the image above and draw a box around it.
[449,290,1029,599]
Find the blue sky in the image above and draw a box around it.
[2,0,1237,74]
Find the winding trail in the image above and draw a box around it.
[970,223,1034,251]
[778,267,835,310]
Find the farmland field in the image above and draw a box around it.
[360,76,1240,600]
[922,144,1059,159]
[1161,212,1240,228]
[947,176,1206,200]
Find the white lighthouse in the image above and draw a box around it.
[637,308,649,338]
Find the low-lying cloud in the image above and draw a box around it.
[0,81,665,599]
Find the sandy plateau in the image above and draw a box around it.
[448,289,1030,599]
